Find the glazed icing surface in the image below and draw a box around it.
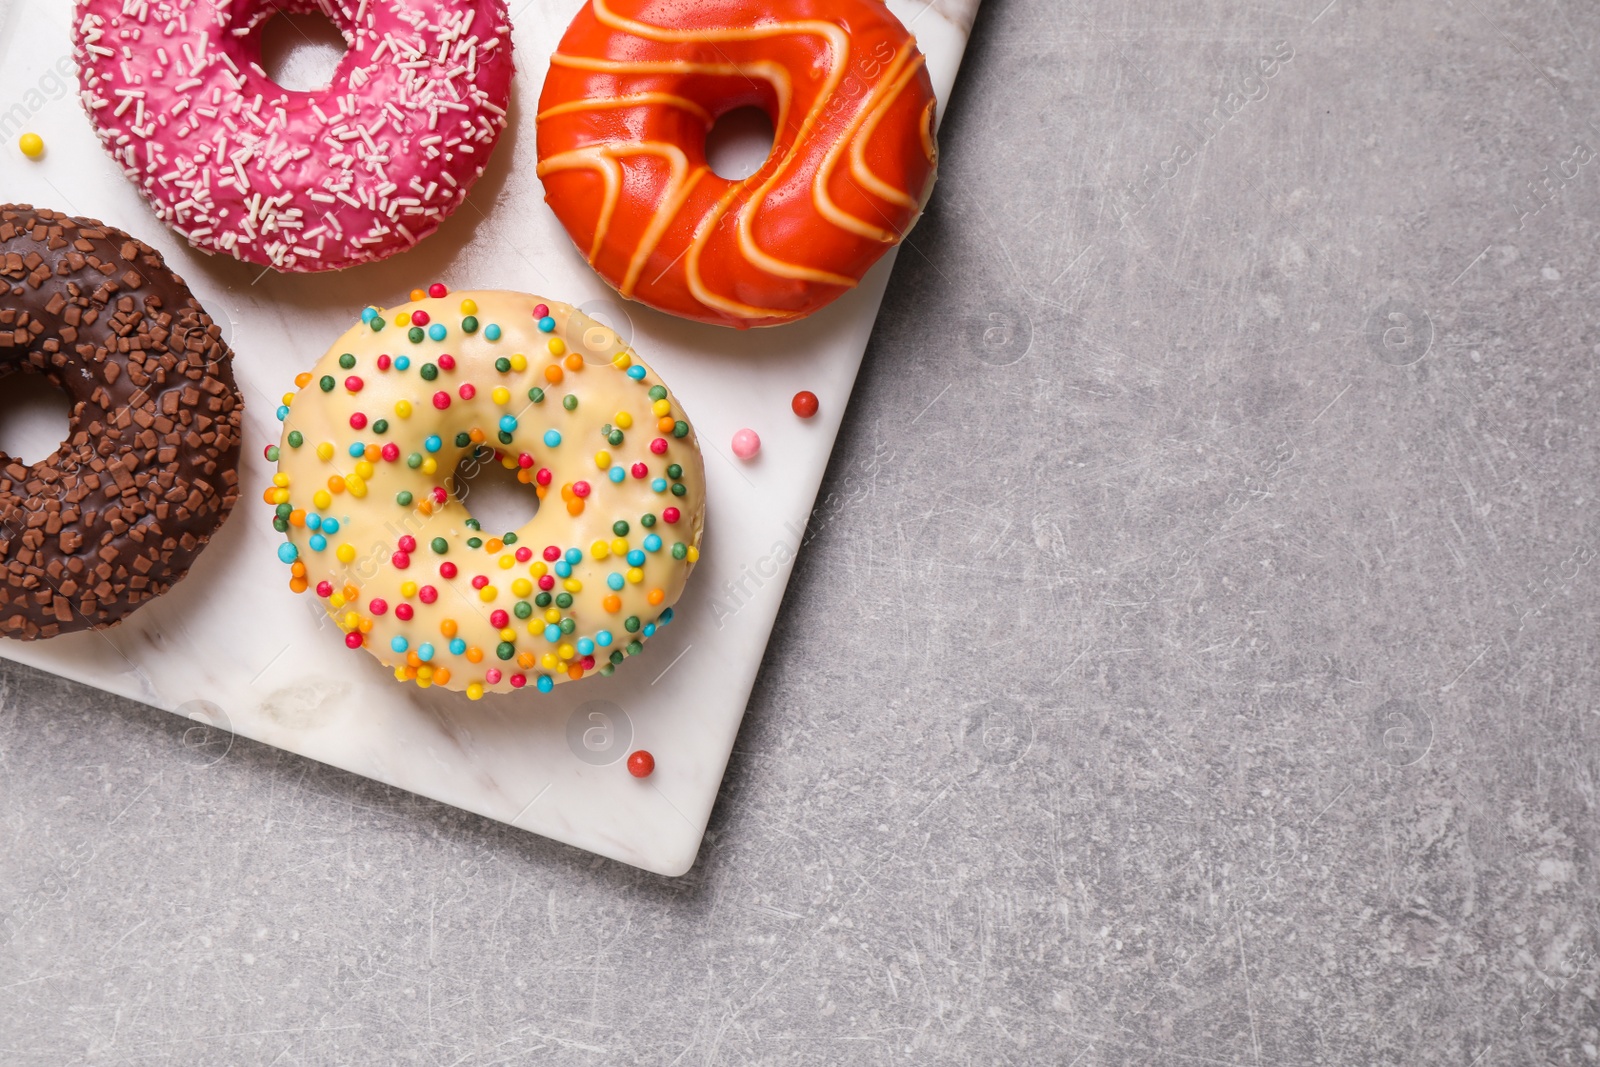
[536,0,939,328]
[74,0,515,272]
[271,290,706,698]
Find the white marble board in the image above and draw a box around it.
[0,0,981,875]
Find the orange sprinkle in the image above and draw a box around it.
[563,353,583,371]
[469,427,486,444]
[358,618,374,634]
[516,469,533,484]
[342,583,359,601]
[403,665,418,679]
[566,498,584,516]
[535,485,548,500]
[466,646,484,663]
[290,560,307,578]
[418,498,434,516]
[289,508,306,527]
[560,484,575,502]
[433,668,451,685]
[647,588,665,606]
[517,652,536,669]
[327,475,346,494]
[409,288,426,301]
[294,372,313,388]
[289,577,309,594]
[485,538,504,552]
[441,619,458,638]
[260,488,277,504]
[406,651,422,668]
[657,416,676,433]
[567,665,585,680]
[603,594,621,613]
[544,364,564,384]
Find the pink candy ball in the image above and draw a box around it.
[731,428,761,460]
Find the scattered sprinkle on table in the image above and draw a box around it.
[731,428,760,460]
[791,391,819,419]
[18,133,44,159]
[627,750,656,778]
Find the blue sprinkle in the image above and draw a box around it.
[536,675,554,693]
[499,415,517,433]
[361,307,377,323]
[564,548,582,565]
[577,637,595,656]
[643,623,656,638]
[554,560,572,579]
[485,324,502,341]
[543,429,562,448]
[626,549,645,567]
[596,630,613,647]
[276,542,298,564]
[424,435,442,452]
[309,533,327,552]
[390,636,409,653]
[538,316,556,333]
[644,534,662,552]
[651,478,668,493]
[660,608,673,625]
[608,466,626,484]
[305,514,321,531]
[449,638,467,656]
[322,517,340,535]
[626,365,647,381]
[348,442,364,457]
[544,624,562,643]
[417,643,435,662]
[276,405,289,421]
[606,573,624,591]
[395,355,411,371]
[428,323,447,342]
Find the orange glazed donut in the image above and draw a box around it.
[535,0,939,329]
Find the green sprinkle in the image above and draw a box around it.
[648,385,667,401]
[672,420,689,438]
[528,387,545,403]
[666,463,683,480]
[406,453,423,469]
[670,482,687,497]
[287,431,304,448]
[612,520,630,536]
[273,516,288,533]
[372,419,388,434]
[455,432,472,447]
[408,326,425,344]
[467,537,483,549]
[671,542,687,560]
[338,353,356,370]
[370,318,384,332]
[319,375,335,392]
[496,641,516,661]
[494,357,511,373]
[462,316,479,334]
[562,394,578,411]
[266,445,280,462]
[497,431,513,445]
[275,502,292,519]
[396,490,414,506]
[609,650,625,666]
[555,592,573,609]
[535,592,552,608]
[640,513,656,528]
[465,518,482,531]
[607,429,624,446]
[600,664,616,676]
[559,618,575,635]
[430,537,448,554]
[624,616,641,633]
[420,363,438,381]
[514,601,533,619]
[503,532,518,545]
[626,640,643,656]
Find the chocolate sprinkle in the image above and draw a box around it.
[0,205,243,639]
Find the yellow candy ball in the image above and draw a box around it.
[316,442,335,461]
[510,353,527,372]
[336,544,356,563]
[615,412,633,429]
[394,399,413,418]
[313,490,332,510]
[547,338,566,357]
[651,398,671,417]
[354,460,374,479]
[687,546,699,562]
[498,555,515,570]
[421,457,437,475]
[543,607,560,625]
[511,578,532,597]
[541,653,559,670]
[467,682,485,700]
[594,450,611,469]
[460,298,478,315]
[563,578,582,593]
[478,586,497,602]
[558,643,576,660]
[590,540,610,560]
[492,386,511,405]
[626,567,644,584]
[18,133,44,159]
[499,627,516,642]
[610,537,628,556]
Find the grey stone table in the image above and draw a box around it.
[4,0,1597,1062]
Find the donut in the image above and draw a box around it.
[269,286,706,698]
[73,0,515,273]
[535,0,939,329]
[0,205,244,639]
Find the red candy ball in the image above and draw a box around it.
[395,603,415,621]
[627,750,655,778]
[438,354,457,371]
[663,507,680,524]
[397,535,417,553]
[344,632,364,649]
[458,383,476,400]
[573,481,591,498]
[345,375,364,392]
[439,562,458,579]
[432,391,451,409]
[369,598,388,615]
[792,390,819,418]
[428,283,448,298]
[316,581,334,598]
[411,310,429,326]
[419,585,438,604]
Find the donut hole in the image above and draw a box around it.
[705,106,777,181]
[0,369,72,465]
[259,9,349,93]
[453,450,540,541]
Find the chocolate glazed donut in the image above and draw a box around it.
[0,205,243,639]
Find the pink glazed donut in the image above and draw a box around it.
[73,0,515,273]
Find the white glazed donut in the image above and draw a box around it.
[267,287,706,698]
